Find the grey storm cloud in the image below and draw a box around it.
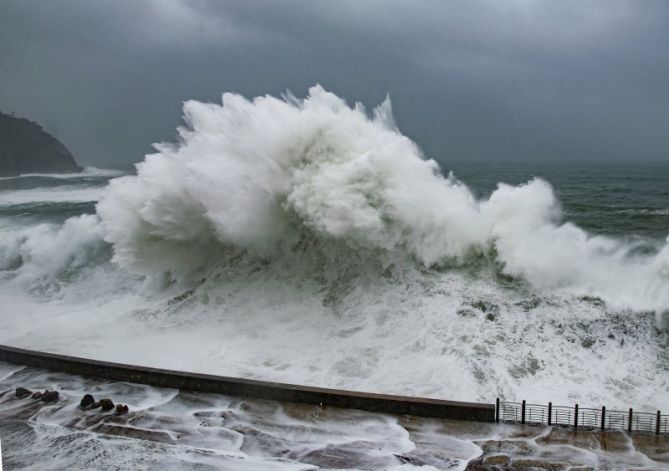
[0,0,668,167]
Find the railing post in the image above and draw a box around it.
[521,400,526,424]
[496,398,500,423]
[601,406,606,430]
[657,410,661,435]
[547,402,552,426]
[628,408,633,433]
[574,404,579,428]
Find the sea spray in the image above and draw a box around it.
[94,85,669,312]
[0,87,668,411]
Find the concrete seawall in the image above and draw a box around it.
[0,344,495,422]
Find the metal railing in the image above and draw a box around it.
[496,398,669,435]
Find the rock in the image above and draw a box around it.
[464,459,485,471]
[40,390,59,402]
[0,111,82,176]
[512,458,566,470]
[465,456,512,470]
[114,404,129,415]
[581,337,595,348]
[477,439,533,455]
[578,295,605,307]
[484,455,511,465]
[98,398,114,411]
[80,394,95,408]
[15,387,32,398]
[31,391,43,399]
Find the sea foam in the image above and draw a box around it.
[0,87,668,411]
[93,85,669,313]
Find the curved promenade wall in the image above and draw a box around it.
[0,344,495,422]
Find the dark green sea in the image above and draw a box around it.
[448,160,669,240]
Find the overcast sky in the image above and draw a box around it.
[1,0,668,167]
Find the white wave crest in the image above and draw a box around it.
[0,185,104,206]
[0,167,125,181]
[95,86,669,313]
[616,208,669,216]
[0,215,107,284]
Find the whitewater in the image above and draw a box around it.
[0,86,668,414]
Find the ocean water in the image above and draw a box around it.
[2,363,667,470]
[0,87,667,420]
[448,159,669,240]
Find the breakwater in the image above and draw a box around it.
[0,344,494,422]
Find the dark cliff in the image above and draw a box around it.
[0,111,82,176]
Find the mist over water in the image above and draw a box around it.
[93,86,668,311]
[0,87,668,413]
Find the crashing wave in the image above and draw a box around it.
[90,86,669,313]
